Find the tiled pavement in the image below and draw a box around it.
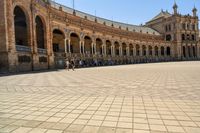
[0,61,200,133]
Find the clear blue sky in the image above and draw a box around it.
[54,0,199,25]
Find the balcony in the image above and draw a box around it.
[38,48,47,55]
[16,45,31,52]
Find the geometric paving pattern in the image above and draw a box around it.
[0,61,200,133]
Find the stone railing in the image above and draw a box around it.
[16,45,31,52]
[38,48,47,55]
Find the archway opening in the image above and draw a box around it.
[36,16,45,49]
[167,47,171,56]
[52,29,65,53]
[122,43,127,56]
[149,46,153,56]
[14,6,28,46]
[106,40,112,55]
[130,44,133,56]
[161,46,165,56]
[193,46,196,57]
[155,46,159,56]
[136,45,140,56]
[96,38,103,55]
[84,36,92,55]
[183,46,186,58]
[115,42,120,56]
[188,46,191,57]
[70,33,80,54]
[142,45,146,56]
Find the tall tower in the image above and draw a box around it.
[192,6,197,17]
[173,2,178,15]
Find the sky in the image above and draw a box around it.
[54,0,200,26]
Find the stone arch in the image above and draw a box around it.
[35,15,46,49]
[161,46,165,56]
[148,46,153,56]
[155,46,159,56]
[142,45,146,56]
[52,29,65,53]
[106,40,112,55]
[129,44,133,56]
[70,32,80,54]
[193,46,196,57]
[122,43,126,56]
[188,46,191,57]
[115,41,120,56]
[14,6,29,46]
[96,38,103,55]
[183,46,186,57]
[136,44,140,56]
[84,36,92,55]
[166,46,171,56]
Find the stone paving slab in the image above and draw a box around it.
[0,62,200,133]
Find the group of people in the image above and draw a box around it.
[65,58,75,71]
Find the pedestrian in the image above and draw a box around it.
[71,58,75,71]
[79,59,83,68]
[65,58,70,71]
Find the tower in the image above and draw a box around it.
[192,6,197,17]
[173,2,178,15]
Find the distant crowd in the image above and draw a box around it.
[64,57,177,71]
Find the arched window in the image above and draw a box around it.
[14,6,28,46]
[36,16,45,49]
[191,35,195,41]
[166,34,171,41]
[182,34,185,41]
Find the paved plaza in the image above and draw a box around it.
[0,62,200,133]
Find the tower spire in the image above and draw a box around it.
[192,5,197,17]
[173,1,178,15]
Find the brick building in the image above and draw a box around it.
[0,0,199,72]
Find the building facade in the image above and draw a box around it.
[0,0,199,72]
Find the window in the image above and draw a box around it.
[165,25,168,32]
[192,35,195,41]
[166,34,172,41]
[187,24,190,30]
[192,24,195,30]
[169,25,171,31]
[182,23,186,30]
[182,34,185,41]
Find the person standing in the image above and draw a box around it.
[71,58,75,71]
